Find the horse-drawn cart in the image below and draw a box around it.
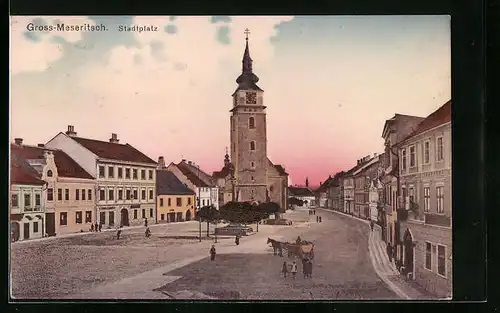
[284,241,315,260]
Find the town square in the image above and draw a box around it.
[10,15,451,300]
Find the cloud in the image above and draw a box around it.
[10,16,96,75]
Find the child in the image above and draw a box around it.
[291,261,298,279]
[281,261,288,278]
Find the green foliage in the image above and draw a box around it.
[289,197,304,206]
[198,205,220,223]
[219,201,277,224]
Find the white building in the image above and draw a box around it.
[46,126,157,228]
[10,150,46,241]
[369,179,383,222]
[288,186,316,208]
[167,160,219,210]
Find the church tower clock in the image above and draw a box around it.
[230,29,268,204]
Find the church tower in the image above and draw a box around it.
[230,29,268,204]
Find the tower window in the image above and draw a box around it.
[249,117,255,129]
[251,162,255,168]
[250,141,256,151]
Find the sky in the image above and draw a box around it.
[10,15,451,187]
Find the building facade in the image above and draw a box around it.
[46,127,157,229]
[288,186,316,208]
[10,151,46,241]
[213,35,288,211]
[12,142,96,236]
[396,101,452,298]
[156,169,196,223]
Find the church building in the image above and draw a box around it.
[213,30,288,211]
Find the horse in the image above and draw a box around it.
[267,237,283,257]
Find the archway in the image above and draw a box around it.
[403,228,415,278]
[185,210,192,221]
[11,222,20,242]
[120,209,129,227]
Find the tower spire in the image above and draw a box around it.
[242,28,253,74]
[234,28,261,92]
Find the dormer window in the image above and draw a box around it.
[47,170,53,177]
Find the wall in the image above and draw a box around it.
[157,195,195,222]
[10,183,45,241]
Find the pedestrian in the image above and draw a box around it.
[370,220,374,231]
[144,218,148,227]
[291,260,298,279]
[99,223,102,232]
[307,259,313,278]
[302,258,308,278]
[281,261,288,278]
[145,227,151,238]
[210,245,216,261]
[235,235,240,245]
[316,216,319,223]
[387,242,393,262]
[116,227,122,240]
[313,209,316,215]
[296,236,302,244]
[319,216,322,223]
[90,223,94,232]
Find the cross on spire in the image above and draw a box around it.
[244,28,250,41]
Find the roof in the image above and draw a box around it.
[156,170,196,196]
[177,161,213,187]
[288,186,316,198]
[10,153,45,185]
[10,144,94,179]
[213,164,232,179]
[71,136,156,164]
[399,101,451,145]
[352,155,381,176]
[273,164,288,176]
[315,176,333,193]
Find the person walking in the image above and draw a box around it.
[281,261,288,278]
[291,260,298,279]
[98,223,102,232]
[319,216,322,223]
[235,235,240,246]
[90,223,94,232]
[116,227,122,240]
[302,258,308,278]
[387,242,393,262]
[145,227,151,238]
[370,220,374,232]
[144,218,148,227]
[210,245,216,261]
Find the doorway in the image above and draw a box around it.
[45,213,55,236]
[185,210,191,221]
[11,222,20,242]
[167,213,175,222]
[176,212,183,222]
[120,209,129,226]
[23,223,30,240]
[403,228,415,278]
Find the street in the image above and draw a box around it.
[10,208,398,300]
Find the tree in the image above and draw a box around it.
[289,197,304,207]
[219,201,262,225]
[258,202,281,219]
[198,205,220,237]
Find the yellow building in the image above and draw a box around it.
[156,169,196,223]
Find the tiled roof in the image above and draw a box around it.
[10,153,45,185]
[315,176,333,193]
[71,136,156,164]
[273,164,288,176]
[176,162,212,187]
[288,186,316,198]
[213,164,232,179]
[156,170,196,196]
[399,100,451,144]
[10,144,93,179]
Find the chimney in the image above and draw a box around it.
[188,161,192,165]
[109,133,119,143]
[157,156,166,169]
[43,150,54,161]
[14,138,23,146]
[181,159,186,163]
[37,144,45,147]
[357,160,360,165]
[66,125,77,137]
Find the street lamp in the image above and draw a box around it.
[197,164,202,243]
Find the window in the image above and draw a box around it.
[424,187,430,212]
[76,211,83,224]
[424,141,430,164]
[149,189,153,200]
[161,214,165,221]
[133,189,138,200]
[65,189,70,201]
[202,199,206,206]
[118,167,123,179]
[100,212,106,224]
[85,211,92,223]
[251,161,255,169]
[33,221,39,233]
[168,198,171,206]
[437,137,444,161]
[88,189,92,201]
[99,189,105,201]
[133,169,138,179]
[188,198,192,205]
[141,170,146,180]
[47,170,53,177]
[58,188,62,201]
[60,212,67,226]
[250,141,256,151]
[142,189,146,200]
[438,245,446,276]
[409,187,415,203]
[76,189,80,200]
[249,116,255,129]
[35,194,41,206]
[24,193,31,207]
[47,188,53,201]
[436,186,444,213]
[108,166,114,178]
[160,198,164,207]
[142,209,146,217]
[125,168,131,179]
[99,166,105,178]
[118,189,123,200]
[251,176,255,181]
[409,146,416,167]
[82,189,86,201]
[109,189,114,201]
[134,209,138,219]
[126,190,131,200]
[109,212,114,226]
[425,242,432,270]
[150,208,153,217]
[11,194,19,207]
[401,149,407,171]
[149,170,153,180]
[176,197,182,207]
